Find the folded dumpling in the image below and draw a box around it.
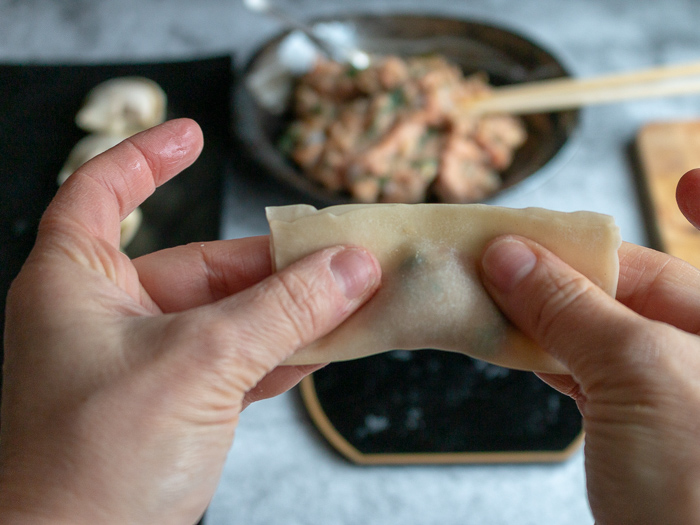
[266,203,621,373]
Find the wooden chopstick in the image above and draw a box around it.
[464,60,700,115]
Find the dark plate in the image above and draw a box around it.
[300,350,583,465]
[234,15,580,205]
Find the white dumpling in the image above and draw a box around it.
[75,77,167,135]
[267,203,621,373]
[119,207,143,250]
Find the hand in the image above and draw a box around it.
[0,119,381,525]
[480,169,700,524]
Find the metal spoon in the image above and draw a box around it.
[243,0,370,69]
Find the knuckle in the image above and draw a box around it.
[534,272,596,349]
[167,313,269,393]
[267,269,325,348]
[123,136,160,182]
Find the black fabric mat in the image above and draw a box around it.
[310,350,583,459]
[0,55,233,398]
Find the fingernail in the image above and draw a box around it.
[482,238,537,292]
[330,248,379,300]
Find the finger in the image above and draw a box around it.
[43,119,203,246]
[616,241,700,334]
[242,364,325,410]
[481,236,650,379]
[677,168,700,229]
[133,236,272,313]
[172,245,381,394]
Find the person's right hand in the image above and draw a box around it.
[481,169,700,525]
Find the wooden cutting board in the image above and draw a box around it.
[637,120,700,268]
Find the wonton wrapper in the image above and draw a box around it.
[267,203,621,373]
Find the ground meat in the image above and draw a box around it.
[434,134,501,203]
[280,55,527,203]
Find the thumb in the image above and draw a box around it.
[481,236,646,381]
[177,245,380,393]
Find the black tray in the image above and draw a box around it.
[0,55,234,397]
[301,350,583,464]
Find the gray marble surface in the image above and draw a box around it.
[3,0,700,523]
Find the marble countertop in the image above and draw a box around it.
[3,0,700,523]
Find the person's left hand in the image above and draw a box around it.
[0,119,381,524]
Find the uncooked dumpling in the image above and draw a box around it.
[75,77,167,135]
[267,203,621,373]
